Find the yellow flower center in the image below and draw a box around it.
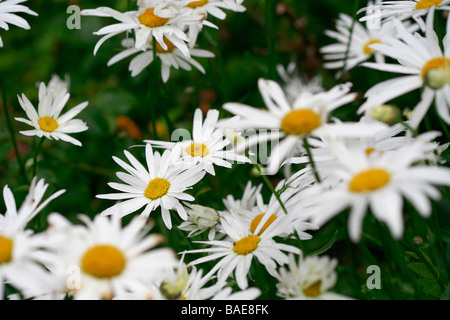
[233,235,261,255]
[38,116,58,132]
[363,39,381,55]
[145,178,170,200]
[349,168,391,193]
[303,280,322,298]
[281,109,322,136]
[365,148,376,156]
[185,143,209,157]
[186,0,209,8]
[250,213,277,236]
[415,0,443,10]
[0,235,13,265]
[154,37,176,53]
[138,8,170,28]
[81,245,126,278]
[422,57,450,89]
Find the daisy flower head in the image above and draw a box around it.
[218,78,357,175]
[81,0,201,57]
[0,177,65,299]
[359,9,450,128]
[97,143,206,230]
[0,0,37,48]
[178,204,220,240]
[184,212,301,290]
[41,213,178,300]
[276,62,324,104]
[321,11,398,75]
[359,0,450,31]
[182,0,246,47]
[274,253,351,300]
[146,108,250,176]
[15,81,89,147]
[107,37,215,82]
[303,133,450,242]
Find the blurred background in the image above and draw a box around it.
[0,0,449,300]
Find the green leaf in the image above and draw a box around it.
[405,251,420,260]
[406,262,436,280]
[417,279,442,297]
[309,229,339,256]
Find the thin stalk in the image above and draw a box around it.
[32,137,44,178]
[339,0,361,83]
[2,84,28,184]
[303,136,321,184]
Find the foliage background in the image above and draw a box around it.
[0,0,449,300]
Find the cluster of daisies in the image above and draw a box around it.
[1,0,450,301]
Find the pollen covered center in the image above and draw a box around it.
[422,57,450,89]
[185,143,209,157]
[81,245,126,278]
[233,235,261,255]
[363,39,381,55]
[415,0,443,10]
[38,116,58,132]
[250,213,277,236]
[187,0,209,8]
[145,178,170,200]
[0,235,13,264]
[349,168,391,193]
[154,37,175,53]
[281,109,322,136]
[139,8,170,28]
[303,280,322,297]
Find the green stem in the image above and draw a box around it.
[303,136,321,184]
[32,137,44,178]
[339,0,360,82]
[2,83,28,184]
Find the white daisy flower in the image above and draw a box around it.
[97,143,206,230]
[107,37,214,82]
[81,0,201,57]
[40,213,178,300]
[274,253,352,300]
[178,204,220,240]
[0,177,65,299]
[359,0,450,31]
[183,212,301,290]
[321,12,397,74]
[0,0,37,48]
[146,108,250,176]
[218,78,357,175]
[276,62,324,104]
[182,0,246,47]
[359,8,450,128]
[302,134,450,242]
[222,181,263,214]
[15,81,89,147]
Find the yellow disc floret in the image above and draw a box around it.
[186,0,209,8]
[233,235,261,255]
[139,8,169,28]
[145,178,170,200]
[250,213,277,236]
[303,280,322,298]
[422,57,450,89]
[154,37,176,53]
[38,116,58,132]
[281,109,322,136]
[185,143,209,157]
[81,245,126,278]
[363,39,381,55]
[349,168,391,193]
[415,0,443,10]
[0,235,13,265]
